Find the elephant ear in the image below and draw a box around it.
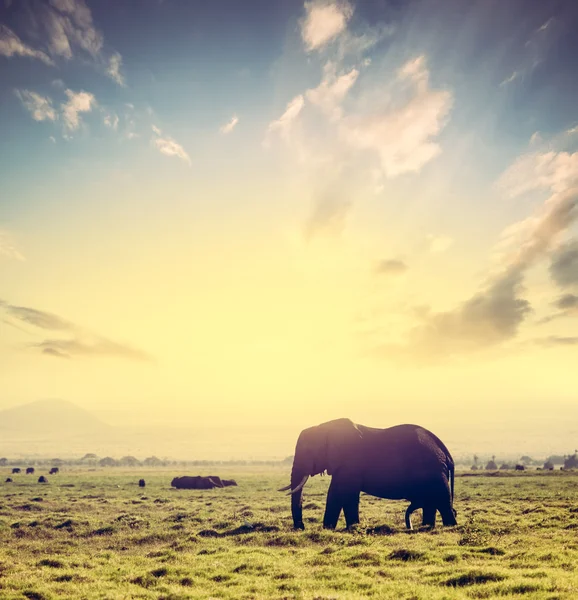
[323,419,363,476]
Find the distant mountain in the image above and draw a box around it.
[0,399,113,438]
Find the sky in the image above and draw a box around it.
[1,0,578,456]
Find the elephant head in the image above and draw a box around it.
[279,418,363,529]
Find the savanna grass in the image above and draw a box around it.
[1,468,577,599]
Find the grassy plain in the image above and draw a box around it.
[0,468,577,599]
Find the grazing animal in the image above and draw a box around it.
[12,468,21,474]
[5,478,13,483]
[222,479,238,487]
[38,475,48,483]
[138,479,146,488]
[515,464,525,471]
[26,467,35,474]
[171,476,224,490]
[280,418,456,531]
[49,467,59,475]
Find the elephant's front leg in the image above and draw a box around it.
[342,490,361,528]
[323,480,343,529]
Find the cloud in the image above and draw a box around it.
[0,24,54,65]
[220,115,239,134]
[300,0,353,52]
[0,298,152,362]
[538,293,578,324]
[534,336,578,347]
[42,347,71,359]
[374,145,578,362]
[340,56,453,178]
[375,259,408,276]
[0,230,25,261]
[428,235,454,254]
[304,188,351,241]
[34,337,152,361]
[2,304,74,331]
[15,90,57,122]
[61,89,95,130]
[500,71,518,86]
[46,0,103,58]
[265,95,305,145]
[103,113,119,130]
[106,52,125,86]
[549,239,578,288]
[306,62,358,121]
[2,0,124,85]
[556,293,578,310]
[151,126,191,165]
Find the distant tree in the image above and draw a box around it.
[99,457,117,467]
[563,454,578,470]
[51,458,64,466]
[119,456,141,467]
[546,455,566,465]
[543,460,554,470]
[499,463,511,470]
[485,456,498,470]
[143,456,163,467]
[282,455,294,464]
[0,458,7,467]
[81,453,98,461]
[520,455,534,465]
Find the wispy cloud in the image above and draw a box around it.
[61,89,96,131]
[106,52,125,86]
[300,0,353,52]
[151,125,191,165]
[341,55,453,178]
[0,24,54,65]
[306,62,358,121]
[265,95,305,146]
[0,230,25,261]
[220,115,239,134]
[500,71,518,86]
[375,259,408,276]
[103,112,119,130]
[15,90,57,122]
[549,239,578,288]
[2,0,124,85]
[0,298,152,362]
[34,338,152,361]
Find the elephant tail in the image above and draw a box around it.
[450,461,455,504]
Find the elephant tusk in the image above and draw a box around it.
[288,475,309,495]
[278,483,292,492]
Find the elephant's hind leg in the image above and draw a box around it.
[422,505,437,528]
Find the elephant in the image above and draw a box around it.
[49,467,59,475]
[279,418,456,531]
[38,475,48,483]
[26,467,35,474]
[138,479,146,488]
[222,479,238,487]
[171,476,224,489]
[12,468,21,474]
[5,478,12,483]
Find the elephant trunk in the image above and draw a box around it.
[290,465,309,530]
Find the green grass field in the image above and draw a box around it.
[1,468,577,599]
